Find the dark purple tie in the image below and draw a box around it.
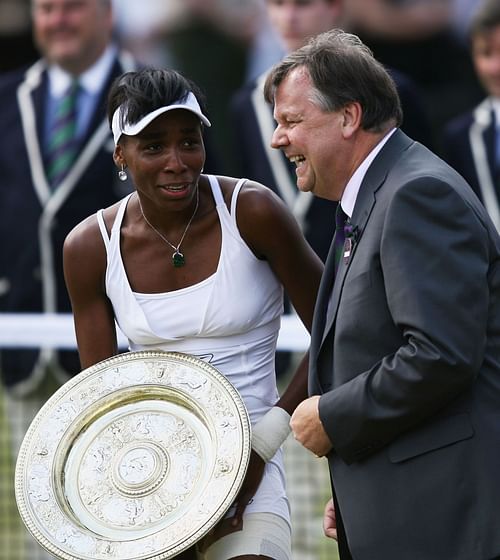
[334,204,348,275]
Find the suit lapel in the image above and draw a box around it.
[317,130,412,349]
[469,98,500,231]
[310,233,337,357]
[17,53,138,317]
[17,61,51,205]
[18,53,136,215]
[46,53,137,219]
[320,191,376,346]
[309,231,337,394]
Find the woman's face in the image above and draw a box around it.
[116,109,206,211]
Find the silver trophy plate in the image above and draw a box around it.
[15,351,251,559]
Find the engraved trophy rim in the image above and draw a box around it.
[15,351,251,560]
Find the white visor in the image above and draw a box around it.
[111,91,211,145]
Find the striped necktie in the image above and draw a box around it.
[334,204,348,276]
[46,81,79,189]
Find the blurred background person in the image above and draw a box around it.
[343,0,484,151]
[0,1,141,557]
[111,0,179,68]
[138,0,266,174]
[441,0,500,232]
[0,0,37,71]
[229,0,432,383]
[230,0,432,266]
[113,0,267,173]
[230,0,343,267]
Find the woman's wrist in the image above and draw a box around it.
[251,406,291,462]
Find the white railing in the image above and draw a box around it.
[0,313,310,351]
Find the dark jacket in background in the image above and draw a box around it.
[0,51,137,392]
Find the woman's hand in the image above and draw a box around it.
[230,449,266,527]
[197,450,266,553]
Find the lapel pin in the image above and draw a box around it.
[343,222,360,265]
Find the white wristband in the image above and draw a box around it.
[251,406,291,463]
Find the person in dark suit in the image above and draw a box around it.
[0,0,139,393]
[441,0,500,231]
[230,0,433,264]
[0,1,139,557]
[231,0,336,261]
[230,0,432,381]
[265,28,500,559]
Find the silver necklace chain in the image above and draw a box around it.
[137,187,199,267]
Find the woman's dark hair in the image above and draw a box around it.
[107,68,209,128]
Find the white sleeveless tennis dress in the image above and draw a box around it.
[96,175,290,524]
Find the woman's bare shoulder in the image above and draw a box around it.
[214,174,278,210]
[64,200,122,256]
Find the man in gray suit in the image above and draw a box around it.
[264,29,500,560]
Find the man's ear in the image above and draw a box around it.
[341,102,362,138]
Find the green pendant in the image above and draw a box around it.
[172,251,185,267]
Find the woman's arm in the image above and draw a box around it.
[63,213,118,370]
[226,179,323,524]
[236,180,324,414]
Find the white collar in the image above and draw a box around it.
[48,44,117,97]
[341,128,397,218]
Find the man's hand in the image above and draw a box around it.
[323,498,338,540]
[290,395,332,456]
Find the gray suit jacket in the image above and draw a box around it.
[310,129,500,559]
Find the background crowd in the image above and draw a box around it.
[0,0,499,559]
